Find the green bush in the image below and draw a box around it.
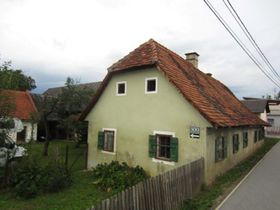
[42,161,72,193]
[12,158,42,198]
[92,161,148,192]
[12,157,72,199]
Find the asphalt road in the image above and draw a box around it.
[218,141,280,210]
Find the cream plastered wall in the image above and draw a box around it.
[86,67,211,176]
[205,127,264,184]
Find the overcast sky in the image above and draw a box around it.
[0,0,279,98]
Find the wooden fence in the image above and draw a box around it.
[88,158,204,210]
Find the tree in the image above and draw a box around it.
[0,91,15,146]
[0,61,36,91]
[39,77,94,156]
[38,94,59,156]
[56,77,95,141]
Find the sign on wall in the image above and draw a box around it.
[190,126,200,139]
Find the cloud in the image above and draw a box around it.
[0,0,279,98]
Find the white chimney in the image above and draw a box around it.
[185,52,199,68]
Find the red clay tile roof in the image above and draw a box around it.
[80,39,268,127]
[0,90,38,120]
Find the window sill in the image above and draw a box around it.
[145,91,157,94]
[101,150,116,155]
[152,158,175,166]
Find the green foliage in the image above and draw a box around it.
[92,161,148,192]
[12,155,72,199]
[182,138,280,210]
[0,61,36,91]
[0,92,15,148]
[56,77,95,140]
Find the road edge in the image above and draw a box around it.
[215,141,280,210]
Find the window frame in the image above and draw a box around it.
[152,131,175,165]
[101,128,117,154]
[116,81,127,96]
[145,77,158,94]
[232,134,239,154]
[215,136,227,162]
[243,131,248,148]
[254,130,258,143]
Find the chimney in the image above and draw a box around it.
[185,52,199,68]
[206,73,212,77]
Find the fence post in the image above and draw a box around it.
[65,145,69,171]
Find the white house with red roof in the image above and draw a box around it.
[1,90,38,143]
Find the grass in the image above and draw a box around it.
[0,140,113,210]
[182,138,280,210]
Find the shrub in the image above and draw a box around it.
[42,161,72,193]
[92,161,148,192]
[12,158,42,198]
[12,156,72,199]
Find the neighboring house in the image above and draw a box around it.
[80,39,268,184]
[42,82,101,139]
[265,100,280,137]
[241,98,270,122]
[1,90,38,143]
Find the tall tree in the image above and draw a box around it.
[37,94,59,156]
[0,91,15,146]
[57,77,95,140]
[0,61,36,91]
[40,77,95,156]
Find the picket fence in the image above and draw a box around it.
[88,158,204,210]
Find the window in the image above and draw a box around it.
[97,129,116,153]
[215,136,227,162]
[148,132,178,162]
[232,134,239,153]
[254,130,258,143]
[243,131,248,148]
[258,128,264,141]
[116,81,126,96]
[145,77,157,94]
[268,118,274,126]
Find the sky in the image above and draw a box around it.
[0,0,279,98]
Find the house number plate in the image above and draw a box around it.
[190,126,200,139]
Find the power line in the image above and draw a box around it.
[203,0,280,88]
[223,0,280,79]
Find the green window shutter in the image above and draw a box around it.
[148,135,156,158]
[170,137,179,162]
[97,131,104,150]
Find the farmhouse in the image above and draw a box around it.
[80,39,268,183]
[0,90,38,143]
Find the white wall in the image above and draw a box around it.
[7,121,38,143]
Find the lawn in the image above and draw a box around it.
[0,140,113,210]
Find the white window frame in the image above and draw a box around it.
[152,130,175,165]
[116,81,127,96]
[145,77,158,94]
[101,128,117,155]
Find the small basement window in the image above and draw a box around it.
[145,77,157,94]
[116,81,126,96]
